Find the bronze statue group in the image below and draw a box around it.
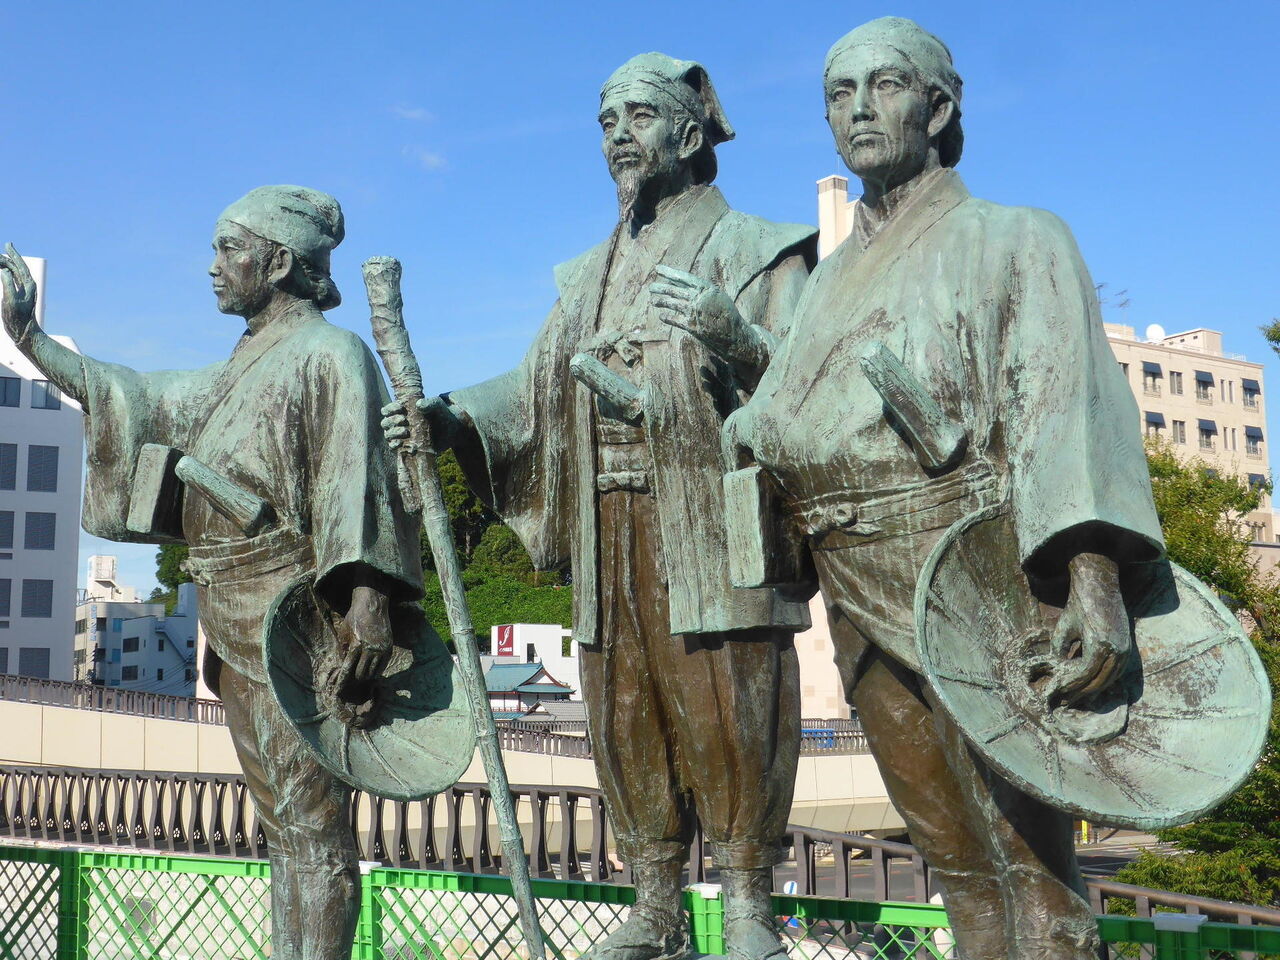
[1,16,1268,960]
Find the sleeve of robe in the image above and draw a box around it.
[441,300,575,573]
[1000,209,1166,579]
[79,355,222,542]
[303,329,424,603]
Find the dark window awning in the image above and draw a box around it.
[1195,370,1215,383]
[1142,361,1162,375]
[1248,473,1267,487]
[1198,419,1218,433]
[1243,378,1260,391]
[1145,411,1166,426]
[1246,425,1264,439]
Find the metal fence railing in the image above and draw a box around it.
[1,844,1277,960]
[5,764,1280,928]
[0,673,226,724]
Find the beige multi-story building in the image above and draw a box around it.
[1105,324,1271,542]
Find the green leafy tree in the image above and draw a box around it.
[149,543,191,614]
[1113,440,1280,906]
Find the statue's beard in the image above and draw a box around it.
[610,147,660,221]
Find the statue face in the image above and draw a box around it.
[599,82,690,216]
[825,43,934,188]
[209,220,275,317]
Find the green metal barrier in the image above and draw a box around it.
[2,844,1277,960]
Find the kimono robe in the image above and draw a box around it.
[77,305,422,684]
[734,168,1164,672]
[447,184,817,645]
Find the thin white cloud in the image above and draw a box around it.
[401,146,448,172]
[390,104,434,122]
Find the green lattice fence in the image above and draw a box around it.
[3,844,1280,960]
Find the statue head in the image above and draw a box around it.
[598,53,734,220]
[210,185,344,318]
[824,17,962,192]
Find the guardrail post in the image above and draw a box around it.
[354,865,384,960]
[1152,913,1208,960]
[55,848,89,960]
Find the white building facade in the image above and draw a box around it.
[0,257,83,680]
[74,557,198,695]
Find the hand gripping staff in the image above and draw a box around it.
[362,257,546,960]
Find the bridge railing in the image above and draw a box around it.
[0,673,225,724]
[3,764,1277,927]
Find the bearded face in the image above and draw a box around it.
[599,83,691,221]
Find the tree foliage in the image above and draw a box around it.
[149,543,192,614]
[1114,440,1280,906]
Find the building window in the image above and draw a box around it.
[158,636,165,652]
[111,618,123,631]
[185,668,194,683]
[1195,371,1214,402]
[0,378,18,407]
[1246,427,1264,457]
[30,380,61,410]
[121,665,138,681]
[1199,429,1215,450]
[74,618,86,635]
[1143,374,1161,395]
[0,649,9,674]
[20,580,53,618]
[1169,371,1184,395]
[1243,379,1260,409]
[23,512,55,550]
[0,580,9,618]
[26,445,58,492]
[187,638,194,649]
[1172,420,1186,444]
[157,668,164,681]
[0,512,12,550]
[122,636,139,653]
[18,647,50,679]
[1118,362,1129,378]
[95,617,106,632]
[0,444,15,490]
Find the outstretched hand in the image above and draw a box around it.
[0,244,39,347]
[648,264,763,367]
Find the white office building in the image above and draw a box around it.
[74,556,198,695]
[0,257,83,680]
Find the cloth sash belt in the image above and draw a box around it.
[597,418,651,493]
[793,462,998,547]
[183,525,314,586]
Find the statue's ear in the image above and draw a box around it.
[268,244,294,286]
[928,91,955,140]
[678,118,704,163]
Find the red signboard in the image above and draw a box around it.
[495,624,514,656]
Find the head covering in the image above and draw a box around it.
[601,52,734,183]
[218,186,344,305]
[825,17,964,167]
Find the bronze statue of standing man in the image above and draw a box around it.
[387,53,816,960]
[667,18,1170,960]
[1,187,423,960]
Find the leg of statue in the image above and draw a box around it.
[927,710,1100,960]
[220,666,361,960]
[579,491,694,960]
[833,614,1007,960]
[660,628,800,960]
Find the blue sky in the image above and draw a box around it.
[6,0,1277,592]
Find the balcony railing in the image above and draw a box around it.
[3,763,1278,929]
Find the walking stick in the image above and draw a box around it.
[363,257,546,960]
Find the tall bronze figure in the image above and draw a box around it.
[387,53,816,960]
[0,187,423,960]
[661,17,1270,960]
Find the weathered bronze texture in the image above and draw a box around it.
[658,17,1272,960]
[385,52,817,960]
[0,186,442,960]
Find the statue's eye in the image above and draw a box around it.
[876,77,903,92]
[829,88,851,103]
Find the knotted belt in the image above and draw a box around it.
[791,462,998,547]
